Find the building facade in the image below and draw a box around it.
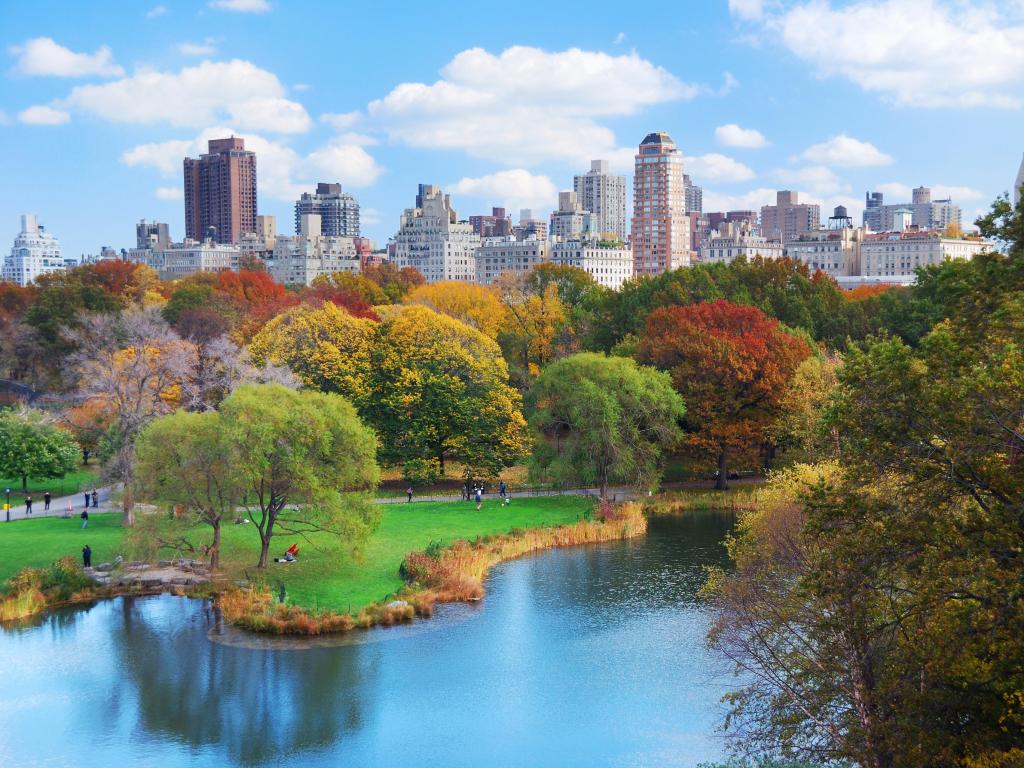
[550,240,633,290]
[136,220,171,250]
[183,137,257,244]
[861,231,991,279]
[785,226,868,278]
[294,183,359,237]
[574,159,627,241]
[3,214,64,286]
[469,207,512,238]
[549,191,594,242]
[475,236,548,285]
[514,209,547,242]
[760,191,820,242]
[146,241,242,280]
[862,187,962,232]
[268,233,360,286]
[683,174,703,214]
[631,131,692,275]
[391,185,481,283]
[699,221,783,265]
[1015,153,1024,208]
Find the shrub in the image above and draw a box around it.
[402,458,442,486]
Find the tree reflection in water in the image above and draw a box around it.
[111,596,375,765]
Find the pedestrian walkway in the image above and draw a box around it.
[380,486,639,504]
[2,486,114,522]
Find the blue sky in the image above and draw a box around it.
[2,0,1023,258]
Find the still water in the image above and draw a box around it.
[1,511,736,768]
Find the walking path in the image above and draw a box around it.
[2,486,114,522]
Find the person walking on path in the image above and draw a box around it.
[91,489,98,509]
[25,495,32,515]
[82,545,91,568]
[406,486,413,503]
[83,491,90,510]
[44,491,51,511]
[81,509,88,529]
[499,481,506,499]
[475,486,483,511]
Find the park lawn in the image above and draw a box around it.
[217,495,593,613]
[0,466,100,505]
[0,512,124,584]
[0,496,594,613]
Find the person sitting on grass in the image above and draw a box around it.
[275,544,299,563]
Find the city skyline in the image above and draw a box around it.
[2,0,1023,257]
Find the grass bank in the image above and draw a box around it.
[645,483,762,515]
[219,501,646,635]
[0,495,599,627]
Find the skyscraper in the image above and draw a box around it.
[1016,153,1024,208]
[294,183,360,237]
[2,214,64,286]
[183,137,257,244]
[574,159,627,242]
[631,132,692,275]
[760,191,820,241]
[392,184,480,283]
[683,174,703,214]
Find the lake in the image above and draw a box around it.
[0,511,737,767]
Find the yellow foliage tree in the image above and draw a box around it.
[405,281,507,340]
[249,301,376,406]
[494,275,567,378]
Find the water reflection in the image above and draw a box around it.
[0,509,736,768]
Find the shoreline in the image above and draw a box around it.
[2,502,647,634]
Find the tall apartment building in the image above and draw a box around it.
[631,131,692,275]
[862,187,961,232]
[183,137,257,244]
[3,214,65,286]
[514,209,547,242]
[475,236,548,285]
[391,185,480,283]
[1015,153,1024,208]
[549,191,594,242]
[683,174,703,214]
[294,183,360,237]
[469,207,512,238]
[760,191,820,242]
[574,159,627,241]
[136,220,171,250]
[268,216,361,286]
[785,227,868,279]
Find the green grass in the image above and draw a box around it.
[0,467,100,505]
[0,495,594,613]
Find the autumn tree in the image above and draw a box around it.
[638,300,811,488]
[366,305,529,479]
[0,408,80,491]
[219,384,380,569]
[406,281,507,340]
[363,261,425,302]
[65,307,193,524]
[769,353,841,459]
[495,273,568,382]
[312,272,388,306]
[528,353,684,502]
[249,301,376,406]
[135,411,238,568]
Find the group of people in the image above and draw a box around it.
[20,488,98,519]
[461,480,510,510]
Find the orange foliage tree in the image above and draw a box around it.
[637,299,811,488]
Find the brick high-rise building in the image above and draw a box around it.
[183,137,257,244]
[760,190,819,242]
[631,131,691,274]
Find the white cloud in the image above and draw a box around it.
[60,59,311,133]
[729,0,764,21]
[292,83,311,92]
[931,185,984,200]
[774,165,848,196]
[449,169,558,213]
[17,105,71,125]
[613,32,626,45]
[9,37,124,78]
[154,186,183,200]
[367,46,699,166]
[771,0,1024,108]
[147,5,168,18]
[177,39,217,57]
[714,123,768,148]
[717,71,740,95]
[209,0,270,12]
[321,111,361,129]
[686,153,756,183]
[876,182,913,199]
[800,134,893,167]
[361,207,381,227]
[702,186,778,213]
[121,127,383,201]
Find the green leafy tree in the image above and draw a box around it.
[366,305,529,477]
[528,353,684,502]
[219,384,380,569]
[0,408,80,490]
[135,410,238,568]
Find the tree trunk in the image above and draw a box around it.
[716,450,729,491]
[122,485,135,527]
[209,520,221,569]
[257,535,270,569]
[438,452,445,474]
[21,475,27,492]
